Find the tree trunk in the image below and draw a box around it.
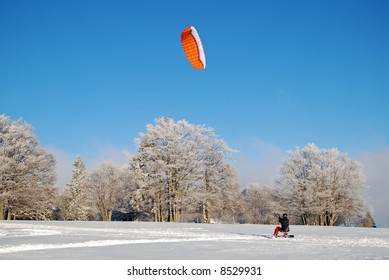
[154,194,164,222]
[103,210,109,221]
[0,204,5,220]
[301,214,310,225]
[154,209,158,222]
[327,213,338,226]
[319,214,325,226]
[202,202,211,224]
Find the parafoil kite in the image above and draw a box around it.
[180,26,206,70]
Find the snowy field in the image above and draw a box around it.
[1,221,388,260]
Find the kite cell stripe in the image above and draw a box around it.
[181,26,206,70]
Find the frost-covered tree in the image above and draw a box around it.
[87,161,127,221]
[243,184,279,224]
[199,161,241,223]
[0,115,57,220]
[132,117,239,223]
[61,156,92,220]
[360,211,376,228]
[14,183,59,220]
[276,143,367,226]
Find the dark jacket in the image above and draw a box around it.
[279,216,290,232]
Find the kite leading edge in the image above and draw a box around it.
[181,26,206,70]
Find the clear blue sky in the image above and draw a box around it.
[1,0,389,226]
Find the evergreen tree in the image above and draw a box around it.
[61,156,91,220]
[362,211,376,227]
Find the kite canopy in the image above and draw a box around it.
[180,26,206,70]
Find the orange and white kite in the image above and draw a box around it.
[180,26,206,70]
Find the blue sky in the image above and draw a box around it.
[1,0,389,226]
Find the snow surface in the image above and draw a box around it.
[0,221,388,260]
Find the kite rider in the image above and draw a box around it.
[273,213,290,238]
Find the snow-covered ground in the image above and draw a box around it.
[1,221,388,260]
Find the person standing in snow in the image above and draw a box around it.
[273,213,290,238]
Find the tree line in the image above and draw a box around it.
[0,114,375,226]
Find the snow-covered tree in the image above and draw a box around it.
[61,156,92,220]
[132,117,239,223]
[87,161,127,221]
[276,143,367,226]
[0,115,57,220]
[14,183,59,220]
[243,184,279,224]
[199,161,241,223]
[360,211,376,228]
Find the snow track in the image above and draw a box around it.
[0,237,247,254]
